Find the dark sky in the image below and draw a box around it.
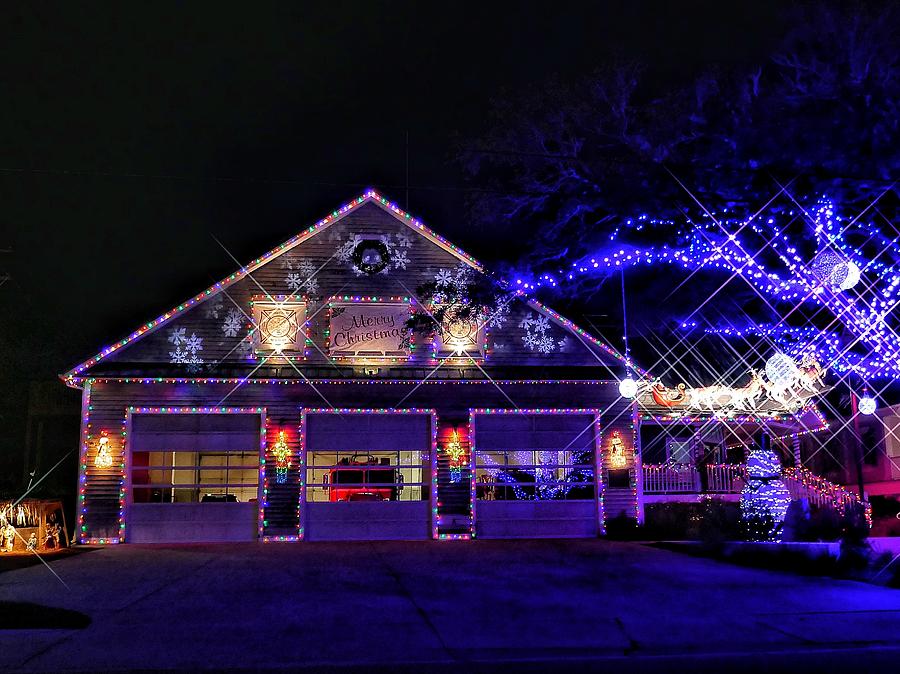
[1,2,782,380]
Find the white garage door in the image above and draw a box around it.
[473,413,599,538]
[304,412,431,540]
[127,413,262,543]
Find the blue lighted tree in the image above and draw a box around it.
[460,4,900,381]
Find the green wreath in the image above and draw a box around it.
[351,239,391,275]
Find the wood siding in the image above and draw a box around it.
[78,380,638,540]
[91,202,622,373]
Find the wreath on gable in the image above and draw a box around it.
[351,239,391,275]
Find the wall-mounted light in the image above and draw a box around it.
[608,431,627,469]
[858,393,877,416]
[618,377,638,399]
[94,431,113,469]
[272,430,291,483]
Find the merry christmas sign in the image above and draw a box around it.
[328,302,410,357]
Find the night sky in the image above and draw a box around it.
[1,2,781,383]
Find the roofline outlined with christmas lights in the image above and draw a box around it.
[60,189,638,382]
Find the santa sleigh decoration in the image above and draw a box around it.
[646,353,827,416]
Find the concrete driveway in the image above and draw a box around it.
[1,540,900,672]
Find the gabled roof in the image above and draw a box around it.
[61,190,640,381]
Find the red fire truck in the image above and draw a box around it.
[323,455,403,502]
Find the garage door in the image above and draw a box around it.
[127,413,262,543]
[473,412,599,538]
[304,411,431,540]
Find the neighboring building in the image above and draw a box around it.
[801,404,900,503]
[60,191,832,544]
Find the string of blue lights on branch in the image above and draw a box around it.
[516,198,900,383]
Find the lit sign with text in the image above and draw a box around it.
[328,302,410,358]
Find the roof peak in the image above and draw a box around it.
[61,189,640,381]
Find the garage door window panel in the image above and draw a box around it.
[474,414,596,501]
[130,414,261,504]
[304,413,431,504]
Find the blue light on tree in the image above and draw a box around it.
[520,199,900,380]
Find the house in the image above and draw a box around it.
[61,190,841,544]
[799,403,900,526]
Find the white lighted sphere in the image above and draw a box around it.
[858,396,877,416]
[765,353,798,387]
[618,377,638,399]
[839,261,860,291]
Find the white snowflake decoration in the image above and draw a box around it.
[302,276,319,294]
[222,308,244,337]
[435,269,455,287]
[204,298,224,319]
[284,258,319,295]
[185,333,203,354]
[520,311,559,353]
[169,348,189,364]
[295,258,317,277]
[168,327,187,346]
[487,294,513,329]
[393,249,410,270]
[536,334,556,354]
[335,234,362,263]
[285,273,303,290]
[395,233,412,248]
[169,328,204,367]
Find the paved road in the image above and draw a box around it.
[1,540,899,672]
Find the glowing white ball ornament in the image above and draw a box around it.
[765,353,798,387]
[618,377,638,399]
[839,261,860,291]
[858,395,877,416]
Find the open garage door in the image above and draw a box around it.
[473,412,600,538]
[304,411,432,541]
[127,412,263,543]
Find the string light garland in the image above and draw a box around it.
[61,190,483,380]
[518,198,900,380]
[783,466,873,528]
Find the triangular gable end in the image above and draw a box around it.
[526,299,651,379]
[61,189,638,381]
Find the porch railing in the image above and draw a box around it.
[705,463,745,493]
[642,463,872,526]
[642,463,744,495]
[782,466,873,526]
[642,463,699,494]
